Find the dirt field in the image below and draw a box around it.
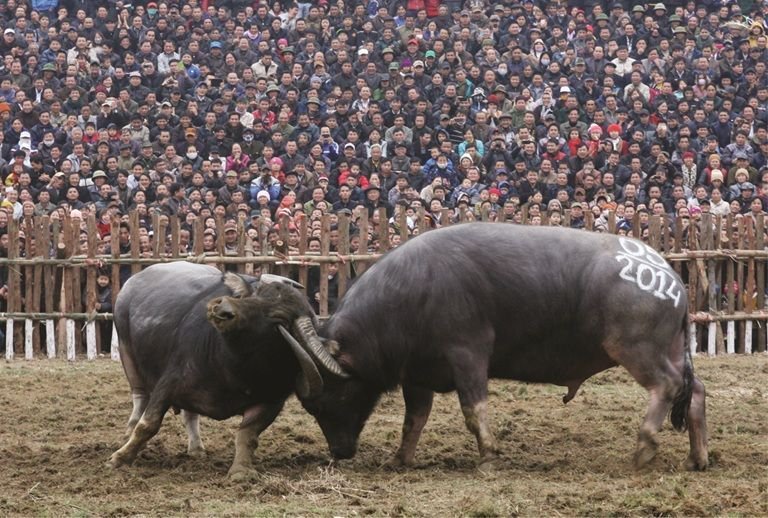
[0,355,766,517]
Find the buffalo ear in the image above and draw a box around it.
[223,272,254,298]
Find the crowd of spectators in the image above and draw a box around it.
[0,0,767,256]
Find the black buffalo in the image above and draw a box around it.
[107,263,346,476]
[299,223,709,471]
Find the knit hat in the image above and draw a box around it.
[607,124,622,135]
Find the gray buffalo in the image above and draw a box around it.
[297,223,708,471]
[107,263,346,476]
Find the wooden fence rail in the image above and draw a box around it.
[1,210,767,360]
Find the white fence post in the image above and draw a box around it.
[86,321,97,360]
[4,319,13,360]
[66,320,76,361]
[110,323,120,361]
[688,322,698,356]
[45,320,55,358]
[24,319,33,360]
[744,321,753,354]
[727,321,735,354]
[707,322,717,356]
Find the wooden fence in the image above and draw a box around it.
[1,208,767,360]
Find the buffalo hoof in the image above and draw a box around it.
[106,452,131,469]
[187,446,207,458]
[227,464,255,481]
[384,455,413,470]
[477,456,502,473]
[684,454,709,471]
[633,445,658,470]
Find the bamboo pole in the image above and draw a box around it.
[337,213,350,299]
[7,218,20,357]
[3,245,768,267]
[110,216,121,306]
[43,216,55,357]
[236,214,246,275]
[296,215,308,291]
[85,215,98,359]
[319,214,330,318]
[355,211,369,276]
[23,217,35,357]
[32,216,46,355]
[378,207,389,252]
[70,214,83,354]
[170,215,180,258]
[757,215,766,353]
[129,210,141,277]
[0,312,113,320]
[736,218,746,353]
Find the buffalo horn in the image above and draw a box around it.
[278,325,323,398]
[293,316,350,378]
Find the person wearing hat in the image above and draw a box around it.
[569,201,586,229]
[569,57,588,86]
[363,183,392,218]
[735,181,757,211]
[220,219,240,253]
[127,71,150,103]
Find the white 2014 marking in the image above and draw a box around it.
[615,238,682,307]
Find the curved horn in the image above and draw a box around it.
[292,316,350,378]
[223,272,254,298]
[278,325,323,399]
[259,273,304,290]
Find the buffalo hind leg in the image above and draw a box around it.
[108,394,170,469]
[684,377,708,471]
[182,410,205,457]
[228,401,285,478]
[607,339,684,469]
[125,391,148,438]
[390,385,434,467]
[633,386,676,469]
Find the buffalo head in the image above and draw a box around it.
[298,371,381,460]
[207,273,348,399]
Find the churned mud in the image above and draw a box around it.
[0,355,766,516]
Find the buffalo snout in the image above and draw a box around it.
[207,297,238,330]
[330,443,357,461]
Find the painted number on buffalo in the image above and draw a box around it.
[615,238,681,307]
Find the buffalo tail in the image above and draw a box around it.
[670,315,693,432]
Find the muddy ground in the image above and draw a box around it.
[0,355,766,516]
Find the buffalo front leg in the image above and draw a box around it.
[390,385,434,467]
[684,377,708,471]
[228,401,285,478]
[108,395,170,469]
[181,410,205,457]
[448,344,499,467]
